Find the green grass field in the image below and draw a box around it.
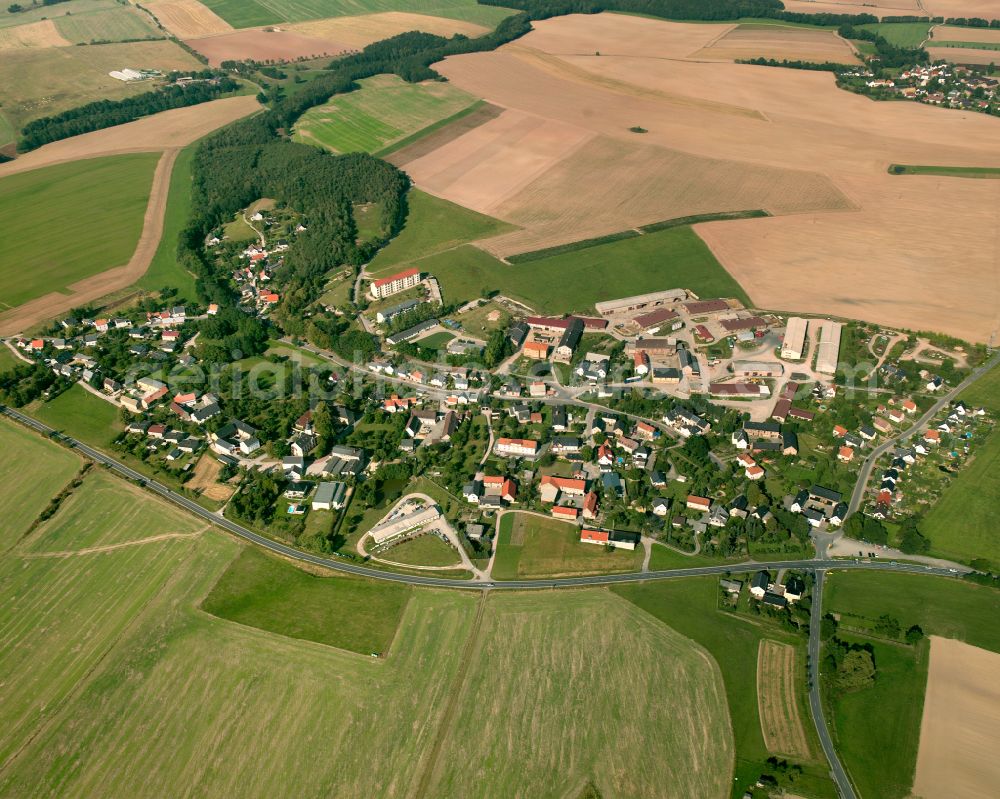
[413,330,454,349]
[202,545,411,654]
[0,344,21,375]
[0,110,14,148]
[295,74,476,154]
[614,577,837,799]
[426,589,735,798]
[136,144,200,299]
[959,361,1000,412]
[0,0,116,28]
[53,5,161,43]
[492,512,642,580]
[381,533,461,567]
[368,188,515,272]
[202,0,513,28]
[30,384,123,449]
[388,224,751,314]
[23,468,205,554]
[922,425,1000,568]
[0,418,81,550]
[0,154,159,308]
[0,39,203,130]
[858,22,930,48]
[823,571,1000,799]
[889,163,1000,178]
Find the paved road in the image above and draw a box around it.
[1,405,963,592]
[808,570,857,799]
[848,350,1000,515]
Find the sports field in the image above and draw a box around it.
[0,418,81,550]
[823,571,1000,799]
[200,0,513,29]
[922,425,1000,568]
[367,188,515,272]
[0,39,202,129]
[492,513,642,580]
[424,590,734,798]
[613,577,835,797]
[294,74,476,154]
[389,224,750,315]
[381,533,461,567]
[0,153,158,309]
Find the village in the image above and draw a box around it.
[3,244,991,577]
[841,61,999,114]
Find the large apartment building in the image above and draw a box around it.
[370,267,423,300]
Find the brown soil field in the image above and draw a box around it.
[781,0,921,15]
[404,108,594,218]
[386,101,503,167]
[931,25,1000,44]
[927,45,1000,65]
[287,12,488,51]
[756,640,810,760]
[0,95,259,176]
[427,13,1000,342]
[913,637,1000,799]
[187,454,235,502]
[479,133,852,256]
[0,19,69,50]
[185,29,346,66]
[690,24,860,64]
[924,0,1000,21]
[144,0,233,39]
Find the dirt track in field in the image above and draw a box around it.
[913,637,1000,799]
[0,148,178,336]
[756,639,810,759]
[422,13,1000,342]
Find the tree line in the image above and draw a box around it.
[19,78,240,151]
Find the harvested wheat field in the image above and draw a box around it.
[927,46,1000,65]
[691,23,860,64]
[425,13,1000,341]
[931,25,1000,44]
[144,0,233,39]
[0,19,69,50]
[187,454,235,502]
[913,637,1000,799]
[185,29,345,66]
[924,0,1000,21]
[781,0,921,16]
[288,11,487,51]
[756,640,810,760]
[0,95,259,176]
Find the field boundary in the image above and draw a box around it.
[504,210,771,264]
[373,99,487,159]
[888,163,1000,179]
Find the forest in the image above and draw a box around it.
[18,78,240,151]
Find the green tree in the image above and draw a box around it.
[905,625,924,645]
[835,650,876,693]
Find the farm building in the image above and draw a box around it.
[684,299,730,315]
[595,289,688,317]
[732,360,783,378]
[812,319,843,375]
[781,317,809,360]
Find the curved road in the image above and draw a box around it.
[2,405,961,591]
